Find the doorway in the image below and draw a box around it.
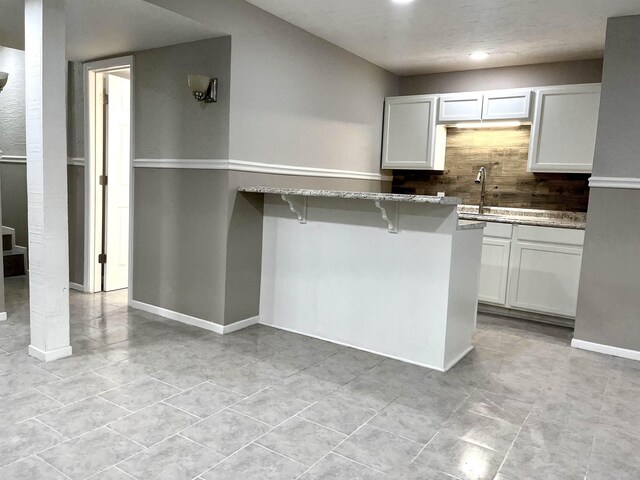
[84,57,134,294]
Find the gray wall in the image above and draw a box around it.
[68,165,84,285]
[0,163,28,247]
[145,0,398,174]
[0,46,26,157]
[400,59,603,95]
[574,16,640,351]
[67,61,85,159]
[133,169,229,323]
[135,37,231,160]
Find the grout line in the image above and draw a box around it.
[292,415,348,437]
[32,417,69,439]
[113,465,137,479]
[331,451,386,474]
[411,431,439,463]
[33,454,75,480]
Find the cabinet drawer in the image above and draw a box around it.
[483,222,513,239]
[517,225,584,246]
[438,93,483,122]
[482,89,532,120]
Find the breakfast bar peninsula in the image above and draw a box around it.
[239,187,485,371]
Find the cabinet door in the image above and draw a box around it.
[528,84,601,173]
[478,237,512,306]
[482,89,531,120]
[382,95,444,170]
[508,241,583,317]
[438,93,483,122]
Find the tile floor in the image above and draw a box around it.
[1,276,639,479]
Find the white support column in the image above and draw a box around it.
[25,0,71,361]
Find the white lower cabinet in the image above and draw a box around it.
[478,238,511,305]
[479,223,584,318]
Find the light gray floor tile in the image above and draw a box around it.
[0,366,60,398]
[151,366,211,390]
[459,389,532,425]
[37,372,119,405]
[0,456,69,480]
[0,333,30,353]
[440,411,521,454]
[99,376,181,411]
[273,372,343,403]
[182,409,271,456]
[389,463,460,480]
[208,367,279,396]
[414,433,503,480]
[202,443,307,480]
[164,382,244,418]
[332,375,400,411]
[335,424,422,473]
[231,387,310,426]
[88,466,135,479]
[0,388,62,427]
[118,435,222,480]
[499,440,588,480]
[36,352,109,378]
[257,416,346,466]
[368,401,443,444]
[93,360,161,385]
[299,453,383,479]
[303,357,364,385]
[0,419,65,467]
[38,427,143,480]
[109,402,198,447]
[587,425,640,480]
[248,352,319,378]
[38,396,129,438]
[298,394,377,435]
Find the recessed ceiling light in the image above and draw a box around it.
[391,0,415,4]
[470,51,489,61]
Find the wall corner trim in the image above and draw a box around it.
[129,299,259,334]
[571,338,640,361]
[589,176,640,189]
[132,158,392,181]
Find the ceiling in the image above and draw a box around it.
[245,0,640,75]
[0,0,221,61]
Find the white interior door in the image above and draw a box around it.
[104,73,131,291]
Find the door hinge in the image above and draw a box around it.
[99,175,108,186]
[103,93,109,105]
[98,253,107,264]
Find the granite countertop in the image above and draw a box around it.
[457,220,487,231]
[238,186,461,205]
[457,205,586,230]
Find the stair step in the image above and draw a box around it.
[3,253,26,277]
[2,234,12,252]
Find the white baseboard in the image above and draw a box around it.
[69,282,85,292]
[572,338,640,362]
[443,346,474,372]
[259,320,454,372]
[223,316,261,334]
[129,300,259,335]
[0,312,7,321]
[28,344,73,362]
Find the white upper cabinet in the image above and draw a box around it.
[482,89,532,120]
[438,93,483,122]
[382,95,446,170]
[528,84,601,173]
[439,89,531,123]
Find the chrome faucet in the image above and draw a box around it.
[474,167,487,213]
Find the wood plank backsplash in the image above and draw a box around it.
[392,126,590,212]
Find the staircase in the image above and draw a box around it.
[2,226,27,277]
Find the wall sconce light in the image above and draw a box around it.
[0,72,8,93]
[187,74,217,103]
